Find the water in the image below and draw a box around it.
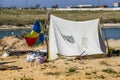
[104,27,120,40]
[0,29,31,38]
[0,28,120,40]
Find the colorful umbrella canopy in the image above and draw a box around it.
[25,19,45,46]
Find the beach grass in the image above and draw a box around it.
[0,9,120,26]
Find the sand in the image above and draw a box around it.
[0,36,120,80]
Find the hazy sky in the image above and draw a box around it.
[0,0,120,8]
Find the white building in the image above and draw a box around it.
[113,2,120,7]
[67,4,94,8]
[77,5,94,8]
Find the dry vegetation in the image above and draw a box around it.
[0,9,120,26]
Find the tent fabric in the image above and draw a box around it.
[25,20,45,46]
[48,15,106,60]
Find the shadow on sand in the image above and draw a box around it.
[0,61,16,66]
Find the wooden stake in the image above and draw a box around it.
[46,10,51,60]
[100,17,111,57]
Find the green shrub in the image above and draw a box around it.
[102,68,117,74]
[45,72,60,76]
[109,48,115,54]
[20,75,34,80]
[68,67,77,73]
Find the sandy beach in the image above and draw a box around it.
[0,23,120,80]
[0,35,120,80]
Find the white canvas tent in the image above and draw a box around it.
[48,15,106,60]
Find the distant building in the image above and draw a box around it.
[67,4,94,8]
[77,5,94,8]
[113,2,120,7]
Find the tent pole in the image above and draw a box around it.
[100,17,111,57]
[46,10,50,60]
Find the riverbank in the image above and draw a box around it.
[0,23,120,30]
[103,23,120,28]
[0,25,33,30]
